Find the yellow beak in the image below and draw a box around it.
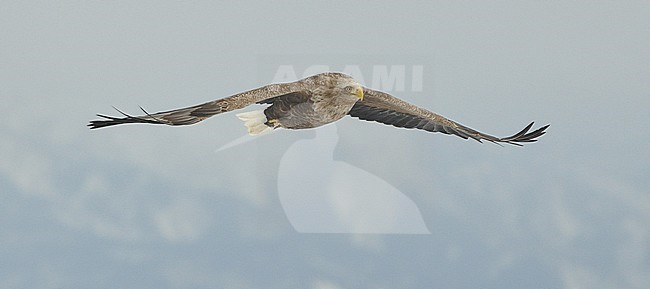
[355,86,364,101]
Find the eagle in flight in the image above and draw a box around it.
[89,72,548,146]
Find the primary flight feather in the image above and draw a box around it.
[88,72,548,146]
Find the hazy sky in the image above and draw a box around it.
[1,1,649,288]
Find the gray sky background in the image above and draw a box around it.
[1,1,649,288]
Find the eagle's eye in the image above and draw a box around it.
[344,86,355,93]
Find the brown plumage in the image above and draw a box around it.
[89,72,548,146]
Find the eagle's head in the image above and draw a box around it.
[336,78,364,101]
[342,82,364,101]
[309,72,364,103]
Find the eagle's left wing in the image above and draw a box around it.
[88,81,306,129]
[348,88,549,146]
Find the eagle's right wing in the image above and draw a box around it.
[349,88,548,146]
[88,81,306,129]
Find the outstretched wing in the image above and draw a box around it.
[88,81,305,129]
[348,88,549,146]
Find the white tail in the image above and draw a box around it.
[236,110,273,135]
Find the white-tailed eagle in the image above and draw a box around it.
[88,72,548,146]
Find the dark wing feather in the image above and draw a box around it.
[88,81,305,129]
[258,91,313,120]
[348,88,549,146]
